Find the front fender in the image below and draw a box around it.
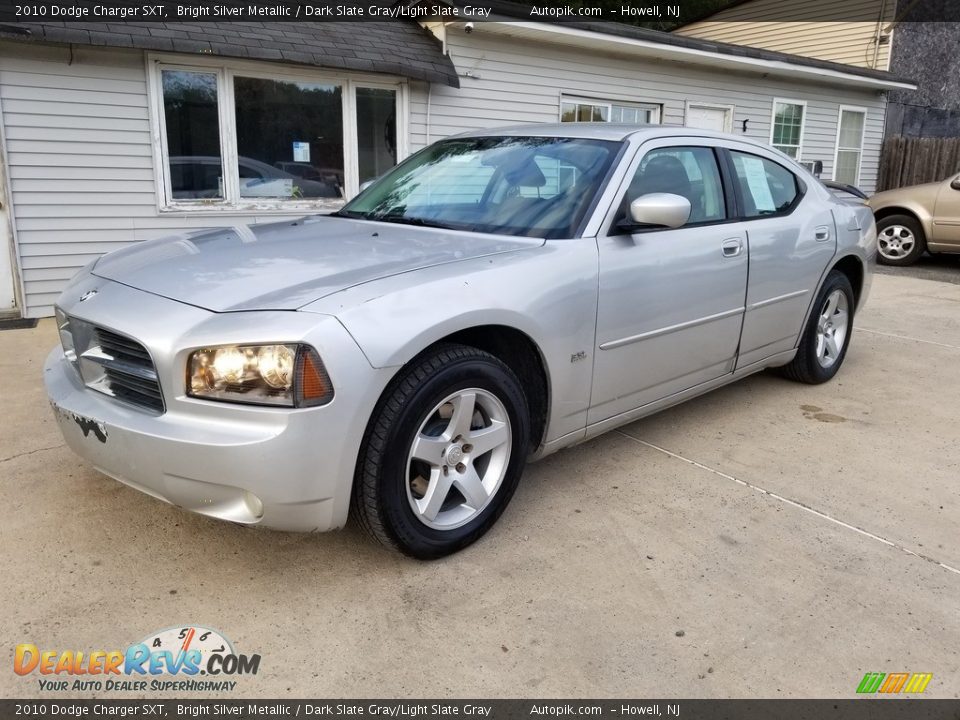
[301,240,600,443]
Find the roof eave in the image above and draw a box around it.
[459,20,916,92]
[0,22,460,88]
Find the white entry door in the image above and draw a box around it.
[0,148,16,314]
[685,104,733,132]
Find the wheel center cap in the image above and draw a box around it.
[446,445,464,464]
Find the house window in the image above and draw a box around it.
[835,107,866,186]
[560,97,661,125]
[153,59,404,210]
[770,99,806,159]
[234,77,343,200]
[162,70,224,200]
[356,87,398,186]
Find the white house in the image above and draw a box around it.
[0,15,914,319]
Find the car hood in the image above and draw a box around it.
[92,216,543,312]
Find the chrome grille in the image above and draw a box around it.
[96,328,153,365]
[57,312,165,414]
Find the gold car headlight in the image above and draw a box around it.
[187,344,333,408]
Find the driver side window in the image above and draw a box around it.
[619,146,727,227]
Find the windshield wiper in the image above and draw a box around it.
[372,215,458,230]
[333,210,459,230]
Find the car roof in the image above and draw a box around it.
[453,123,749,143]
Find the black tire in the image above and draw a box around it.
[779,270,855,385]
[876,214,926,266]
[352,343,530,559]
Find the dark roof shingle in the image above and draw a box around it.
[0,21,460,87]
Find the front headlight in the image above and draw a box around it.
[187,344,333,408]
[55,307,77,365]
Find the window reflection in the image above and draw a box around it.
[234,77,344,199]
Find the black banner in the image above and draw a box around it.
[0,0,958,24]
[3,700,960,719]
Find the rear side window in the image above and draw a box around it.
[730,151,801,218]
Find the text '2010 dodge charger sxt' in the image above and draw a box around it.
[45,125,876,558]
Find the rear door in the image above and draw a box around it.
[724,147,837,370]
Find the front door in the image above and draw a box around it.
[589,142,748,424]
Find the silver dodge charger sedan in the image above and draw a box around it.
[45,124,876,558]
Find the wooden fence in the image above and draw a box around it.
[878,136,960,191]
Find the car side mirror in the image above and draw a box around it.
[624,193,691,230]
[951,176,960,191]
[359,178,377,193]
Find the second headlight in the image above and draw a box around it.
[187,344,333,407]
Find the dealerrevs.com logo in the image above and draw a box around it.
[14,626,261,693]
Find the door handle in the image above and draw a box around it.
[722,238,743,257]
[815,225,831,242]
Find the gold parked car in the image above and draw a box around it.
[868,173,960,265]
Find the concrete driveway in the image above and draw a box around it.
[1,272,958,699]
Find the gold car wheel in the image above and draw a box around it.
[878,224,916,261]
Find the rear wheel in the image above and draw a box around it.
[780,271,855,384]
[877,214,926,266]
[352,344,529,559]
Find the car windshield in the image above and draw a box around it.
[337,136,622,239]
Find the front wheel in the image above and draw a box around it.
[779,271,855,384]
[352,344,530,559]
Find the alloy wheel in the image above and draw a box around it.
[815,289,850,368]
[878,225,916,261]
[406,388,512,530]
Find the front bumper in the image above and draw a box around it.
[44,278,392,532]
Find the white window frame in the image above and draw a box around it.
[146,53,409,214]
[833,105,867,186]
[769,98,807,160]
[683,102,735,133]
[559,94,661,124]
